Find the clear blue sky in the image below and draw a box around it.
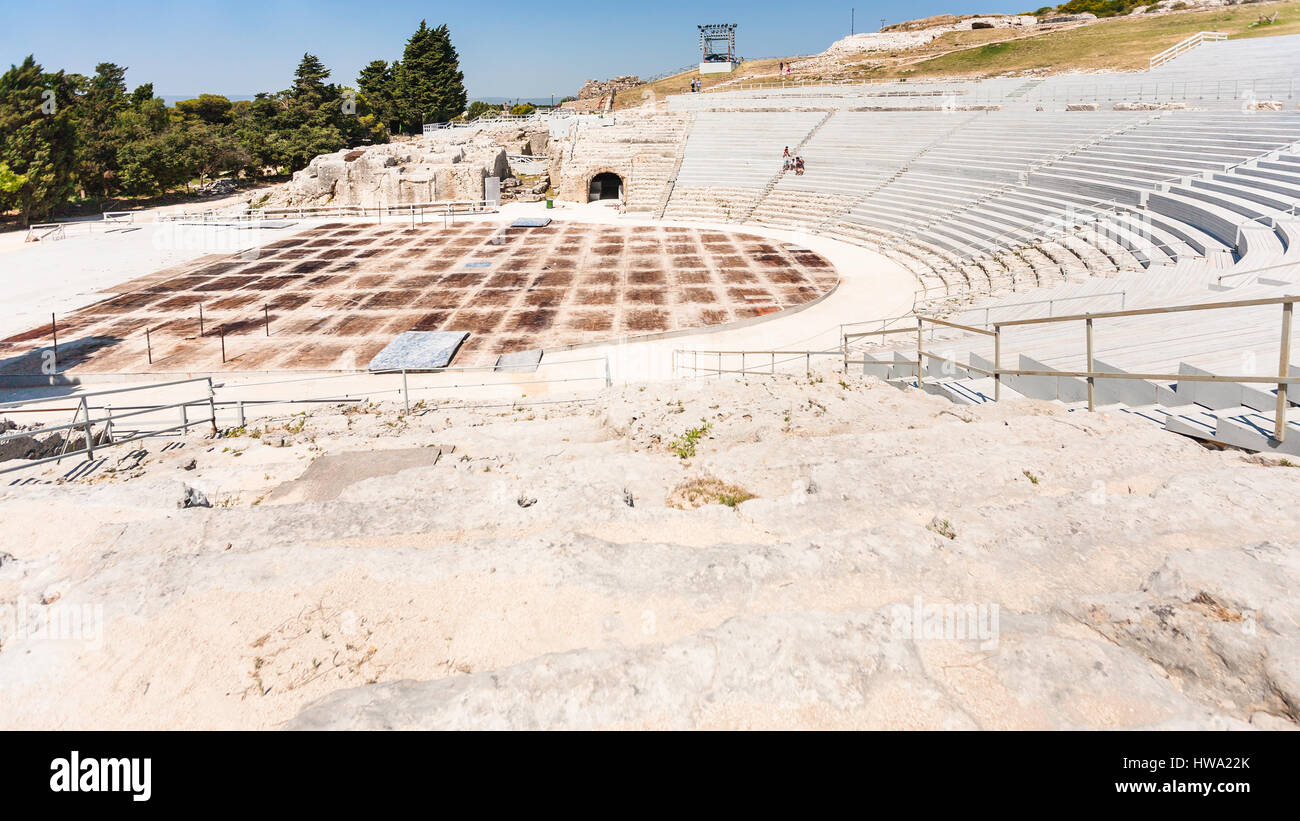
[1,1,1028,99]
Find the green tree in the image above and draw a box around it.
[395,21,466,130]
[0,161,27,194]
[357,59,399,133]
[0,56,78,224]
[466,100,496,120]
[130,82,155,107]
[174,93,234,125]
[292,53,331,100]
[74,62,132,197]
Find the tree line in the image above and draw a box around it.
[0,20,467,225]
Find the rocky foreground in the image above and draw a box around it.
[1,370,1297,729]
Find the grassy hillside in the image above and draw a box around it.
[612,58,788,108]
[609,2,1300,108]
[859,1,1300,79]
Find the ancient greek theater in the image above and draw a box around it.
[3,4,1300,747]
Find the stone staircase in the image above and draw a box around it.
[738,110,837,223]
[653,113,695,219]
[853,273,1300,455]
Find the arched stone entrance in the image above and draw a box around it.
[588,172,623,202]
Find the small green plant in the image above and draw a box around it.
[1023,469,1040,485]
[668,420,713,459]
[928,518,957,540]
[838,379,850,390]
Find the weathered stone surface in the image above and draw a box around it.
[260,129,519,208]
[577,76,639,101]
[549,112,690,209]
[1041,13,1097,24]
[178,484,210,509]
[2,372,1298,729]
[1113,100,1190,111]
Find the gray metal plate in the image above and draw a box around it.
[367,331,468,372]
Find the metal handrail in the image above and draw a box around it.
[904,293,1298,441]
[165,200,498,223]
[993,292,1297,327]
[0,376,219,410]
[0,358,614,474]
[673,348,838,377]
[0,378,219,474]
[1216,258,1300,286]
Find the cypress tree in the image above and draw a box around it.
[395,21,466,131]
[292,53,331,100]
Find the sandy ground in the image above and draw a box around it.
[0,222,319,342]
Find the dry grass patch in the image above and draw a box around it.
[613,58,790,108]
[845,1,1300,80]
[667,477,757,510]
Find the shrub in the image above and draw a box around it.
[668,420,713,459]
[666,478,757,509]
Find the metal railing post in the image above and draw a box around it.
[605,357,612,387]
[402,369,410,415]
[994,326,1002,402]
[1278,301,1293,442]
[915,318,924,385]
[207,378,218,434]
[80,396,94,460]
[1086,316,1096,412]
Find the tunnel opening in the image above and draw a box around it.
[589,172,623,202]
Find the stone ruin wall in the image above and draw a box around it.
[258,124,552,209]
[548,112,690,208]
[577,75,640,101]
